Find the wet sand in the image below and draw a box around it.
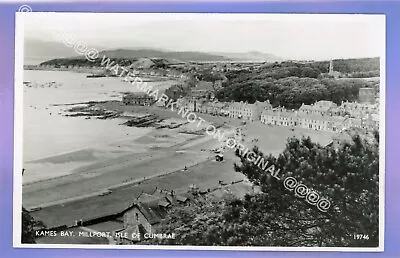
[22,70,180,184]
[23,134,220,208]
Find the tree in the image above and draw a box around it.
[142,200,227,246]
[22,168,45,244]
[231,134,379,247]
[143,133,379,247]
[216,58,378,108]
[22,207,38,243]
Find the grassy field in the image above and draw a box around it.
[241,122,334,156]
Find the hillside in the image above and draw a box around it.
[212,51,282,62]
[25,38,282,63]
[24,39,106,65]
[82,49,282,63]
[84,49,231,62]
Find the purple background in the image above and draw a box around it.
[0,1,399,258]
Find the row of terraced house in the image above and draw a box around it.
[123,88,379,132]
[260,100,379,132]
[174,97,379,132]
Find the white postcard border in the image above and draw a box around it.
[13,12,386,252]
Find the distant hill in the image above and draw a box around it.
[91,49,232,62]
[130,58,156,69]
[212,51,283,62]
[24,39,105,65]
[24,38,282,63]
[93,49,282,63]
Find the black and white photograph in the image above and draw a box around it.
[15,13,385,251]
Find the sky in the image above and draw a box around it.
[22,13,385,60]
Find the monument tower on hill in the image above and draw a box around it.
[328,59,340,78]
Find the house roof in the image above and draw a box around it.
[176,195,188,203]
[262,109,346,123]
[315,100,337,108]
[229,101,256,110]
[131,202,164,225]
[201,101,226,109]
[299,104,313,110]
[261,110,298,118]
[158,200,171,208]
[136,193,159,203]
[299,113,346,122]
[165,195,175,204]
[254,100,273,109]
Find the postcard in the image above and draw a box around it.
[14,11,385,251]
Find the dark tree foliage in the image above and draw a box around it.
[164,76,198,100]
[349,71,380,78]
[257,61,322,79]
[164,84,190,100]
[331,58,380,73]
[144,133,379,247]
[194,68,226,82]
[22,207,44,243]
[311,58,380,74]
[40,57,136,67]
[216,58,379,108]
[223,69,253,81]
[216,76,370,109]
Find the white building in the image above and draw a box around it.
[261,108,346,132]
[228,100,272,121]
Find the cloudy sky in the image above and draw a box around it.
[22,13,385,60]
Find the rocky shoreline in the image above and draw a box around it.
[62,101,193,129]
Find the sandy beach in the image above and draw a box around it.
[22,70,335,210]
[23,70,179,184]
[22,70,231,208]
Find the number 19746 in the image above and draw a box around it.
[354,234,369,240]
